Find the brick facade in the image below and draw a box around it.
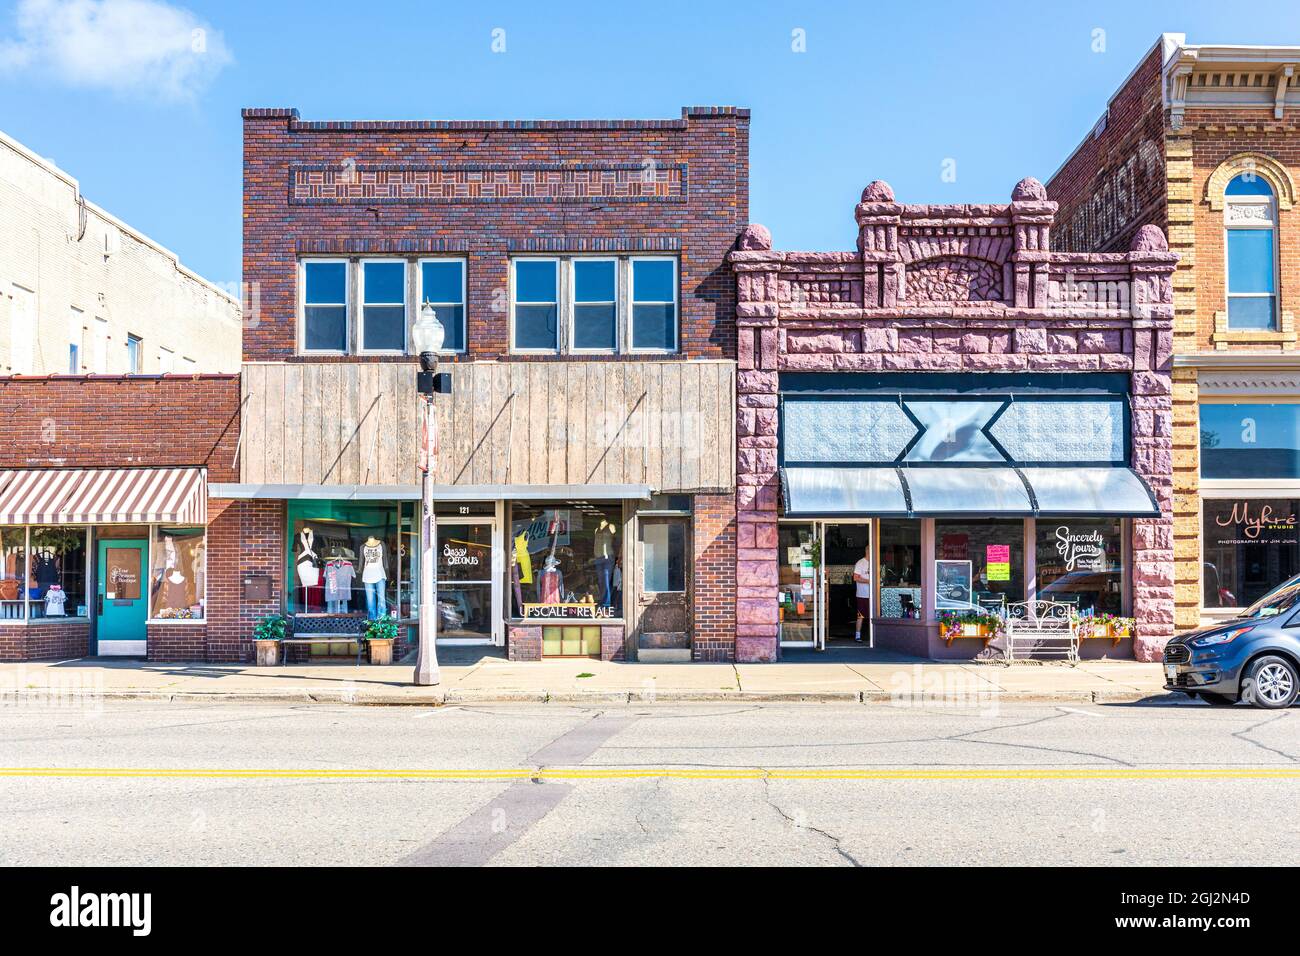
[731,179,1177,662]
[1048,36,1300,632]
[692,492,737,661]
[0,375,240,479]
[241,107,749,363]
[0,621,91,661]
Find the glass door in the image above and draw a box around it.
[778,523,818,647]
[434,519,496,644]
[818,522,874,649]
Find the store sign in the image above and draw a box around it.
[1054,526,1106,571]
[985,544,1010,582]
[523,603,617,621]
[441,542,482,568]
[1213,501,1299,543]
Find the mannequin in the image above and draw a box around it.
[361,536,387,619]
[164,568,189,610]
[593,518,616,607]
[297,528,320,587]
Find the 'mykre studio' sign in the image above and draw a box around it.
[523,603,618,621]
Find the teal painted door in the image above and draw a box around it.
[97,538,148,655]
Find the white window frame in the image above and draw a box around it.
[628,256,679,354]
[68,307,84,375]
[1223,184,1280,332]
[416,257,468,355]
[568,257,620,354]
[92,316,109,373]
[299,257,351,356]
[147,524,208,624]
[509,257,562,354]
[357,258,409,356]
[126,334,143,374]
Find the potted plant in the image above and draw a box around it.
[363,615,398,665]
[252,614,286,666]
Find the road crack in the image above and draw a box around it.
[1231,711,1296,762]
[760,772,861,867]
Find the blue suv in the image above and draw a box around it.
[1163,574,1300,709]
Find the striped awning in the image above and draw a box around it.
[0,468,207,525]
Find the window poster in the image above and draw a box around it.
[935,559,972,609]
[986,544,1010,582]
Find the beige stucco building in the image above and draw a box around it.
[0,128,241,376]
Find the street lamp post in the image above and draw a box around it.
[412,303,446,686]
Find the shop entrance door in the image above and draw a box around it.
[433,518,500,645]
[96,538,148,656]
[818,522,873,649]
[778,522,819,648]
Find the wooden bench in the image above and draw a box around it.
[1003,600,1078,662]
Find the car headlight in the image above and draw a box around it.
[1192,626,1254,647]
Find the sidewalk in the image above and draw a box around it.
[0,652,1173,706]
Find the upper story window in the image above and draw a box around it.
[126,334,142,373]
[418,259,467,353]
[302,259,349,353]
[1225,173,1278,331]
[510,255,678,355]
[300,258,466,356]
[359,260,407,353]
[631,258,678,352]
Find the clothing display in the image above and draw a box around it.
[538,560,563,605]
[163,571,189,610]
[44,584,66,617]
[361,539,386,584]
[594,556,615,606]
[594,522,616,560]
[364,580,387,619]
[324,559,355,614]
[297,528,320,588]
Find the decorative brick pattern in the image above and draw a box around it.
[243,106,748,362]
[291,164,685,204]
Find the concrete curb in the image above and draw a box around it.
[6,687,1174,706]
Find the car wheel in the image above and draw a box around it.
[1240,656,1299,710]
[1198,691,1236,706]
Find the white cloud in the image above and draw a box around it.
[0,0,232,102]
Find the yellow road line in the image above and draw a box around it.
[0,767,1297,781]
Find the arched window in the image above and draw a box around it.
[1225,173,1278,330]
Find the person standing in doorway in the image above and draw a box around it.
[853,544,871,643]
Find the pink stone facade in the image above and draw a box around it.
[729,180,1179,663]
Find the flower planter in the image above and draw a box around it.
[254,639,280,667]
[367,638,395,665]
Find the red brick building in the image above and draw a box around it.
[1048,34,1300,636]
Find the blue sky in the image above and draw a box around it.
[2,0,1298,286]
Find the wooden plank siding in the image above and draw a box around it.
[240,361,736,492]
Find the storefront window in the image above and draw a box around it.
[777,524,816,641]
[935,519,1024,610]
[1202,498,1300,609]
[1035,518,1123,614]
[1200,403,1300,479]
[150,527,205,619]
[878,520,922,618]
[287,501,410,618]
[29,527,88,619]
[510,503,622,618]
[0,528,27,620]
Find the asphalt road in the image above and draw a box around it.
[0,699,1295,866]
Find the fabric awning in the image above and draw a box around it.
[781,466,1158,518]
[0,467,207,524]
